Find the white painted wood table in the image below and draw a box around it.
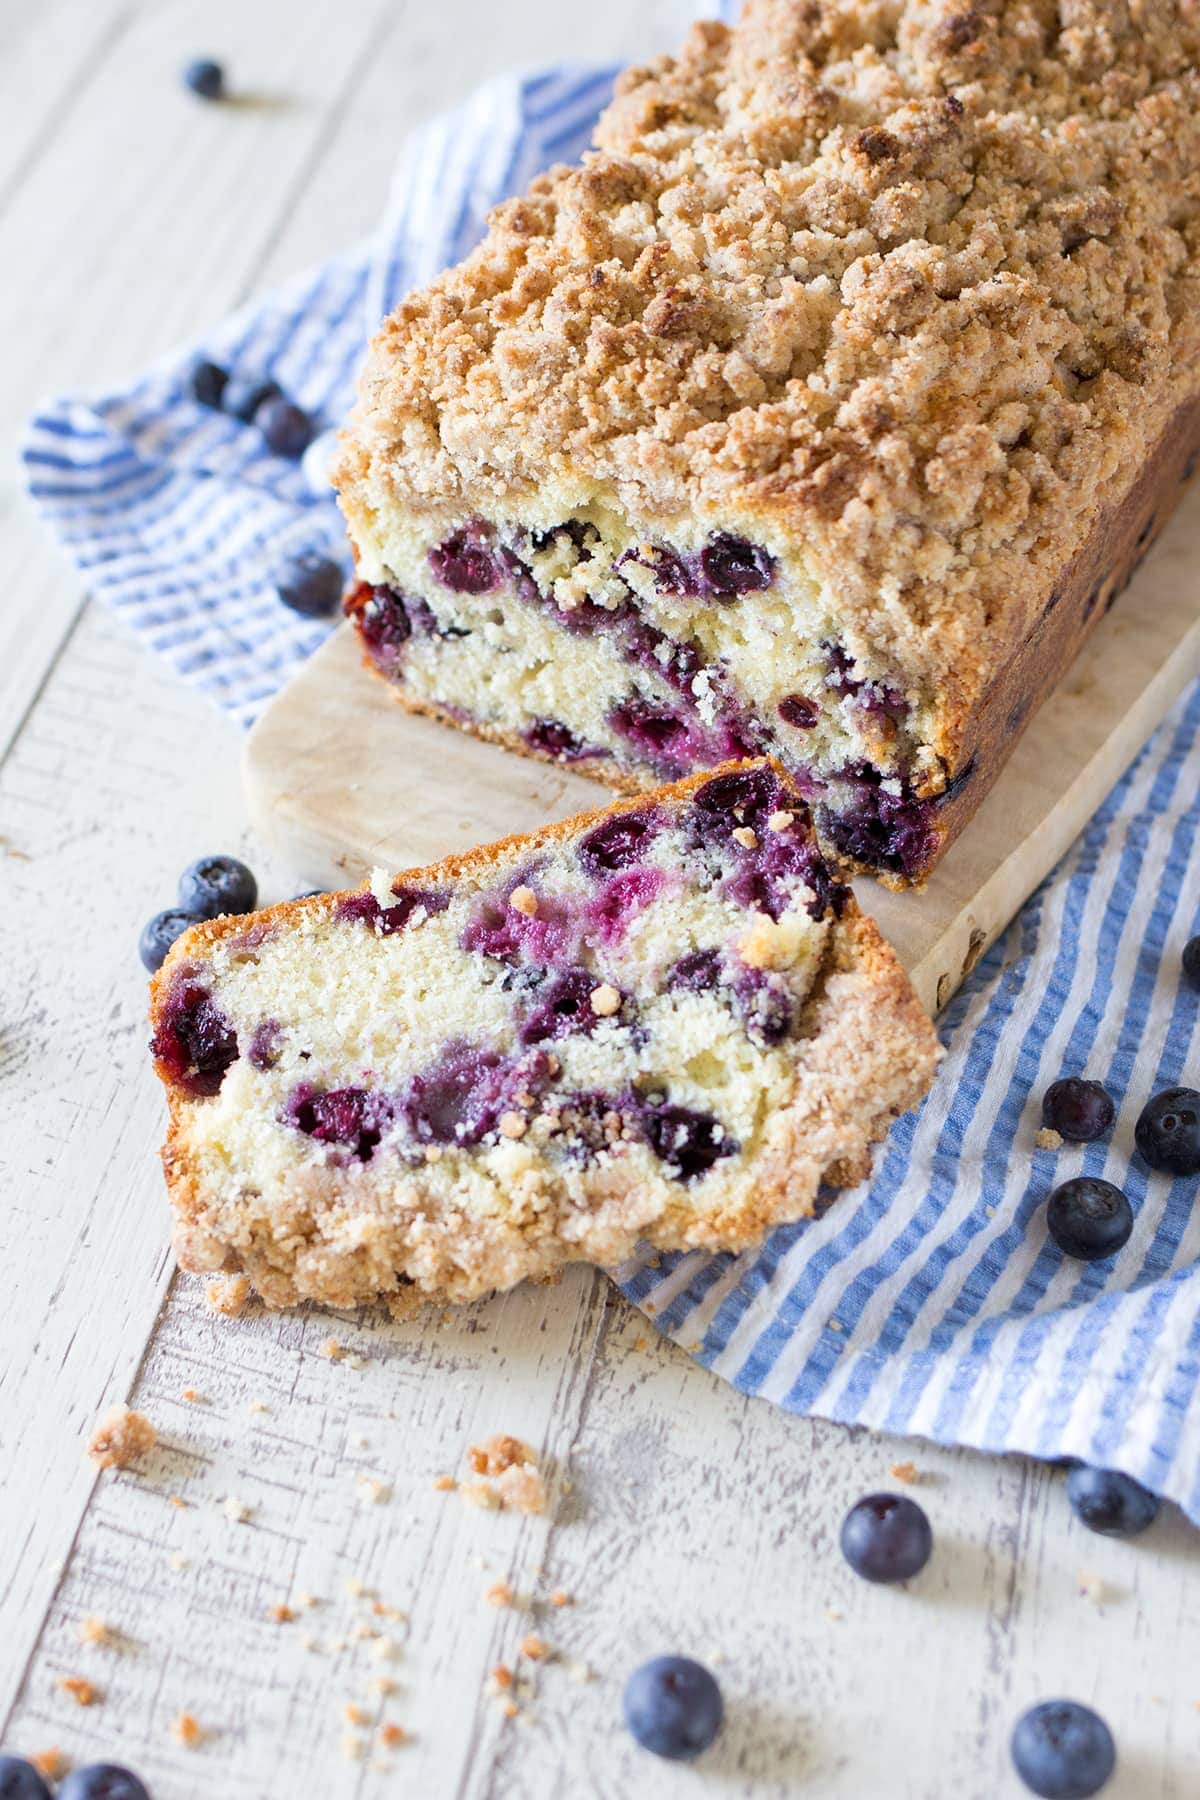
[2,4,1199,1796]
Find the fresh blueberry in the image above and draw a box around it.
[57,1766,151,1800]
[277,553,344,619]
[182,58,225,101]
[178,854,257,919]
[1182,935,1200,989]
[622,1656,723,1761]
[1066,1464,1160,1537]
[840,1492,932,1583]
[186,357,228,409]
[1134,1086,1200,1175]
[139,906,203,973]
[0,1757,52,1800]
[1045,1178,1133,1261]
[222,372,283,423]
[1041,1078,1114,1143]
[1010,1700,1115,1798]
[255,395,315,458]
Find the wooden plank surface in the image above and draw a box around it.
[2,2,1199,1797]
[244,484,1200,1016]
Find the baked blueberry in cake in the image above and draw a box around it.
[149,762,939,1312]
[334,0,1200,886]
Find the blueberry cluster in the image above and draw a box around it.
[139,854,258,972]
[186,357,316,460]
[187,338,346,619]
[1033,944,1200,1266]
[0,1757,149,1799]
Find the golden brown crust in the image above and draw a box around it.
[150,762,940,1312]
[335,0,1200,807]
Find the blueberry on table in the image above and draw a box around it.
[623,1656,723,1761]
[222,373,283,423]
[839,1492,932,1583]
[1067,1464,1160,1537]
[1010,1700,1115,1798]
[0,1756,52,1800]
[254,395,315,458]
[178,854,257,920]
[1134,1086,1200,1175]
[182,58,226,100]
[186,357,228,409]
[276,553,344,619]
[139,906,204,972]
[1041,1077,1114,1143]
[1045,1178,1132,1261]
[1182,936,1200,989]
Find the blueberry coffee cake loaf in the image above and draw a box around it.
[335,0,1200,886]
[150,763,938,1311]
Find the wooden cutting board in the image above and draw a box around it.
[244,485,1200,1015]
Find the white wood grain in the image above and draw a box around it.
[3,2,1200,1796]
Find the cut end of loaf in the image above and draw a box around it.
[341,501,954,885]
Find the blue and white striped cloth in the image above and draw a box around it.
[25,46,1200,1520]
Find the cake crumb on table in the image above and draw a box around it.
[519,1635,549,1661]
[205,1272,251,1316]
[86,1404,156,1470]
[548,1588,572,1608]
[342,1702,369,1727]
[180,1388,207,1405]
[1078,1569,1109,1606]
[433,1474,456,1492]
[340,1734,366,1762]
[60,1677,99,1707]
[1036,1127,1064,1151]
[221,1497,252,1524]
[485,1581,515,1608]
[269,1604,295,1624]
[488,1665,514,1694]
[30,1750,67,1782]
[357,1476,392,1505]
[171,1712,203,1748]
[78,1616,114,1647]
[469,1435,532,1477]
[318,1337,345,1361]
[890,1460,920,1484]
[379,1724,408,1749]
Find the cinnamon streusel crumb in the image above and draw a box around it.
[171,1712,203,1748]
[205,1272,251,1316]
[86,1405,156,1471]
[60,1677,99,1708]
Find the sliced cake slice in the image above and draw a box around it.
[150,761,939,1313]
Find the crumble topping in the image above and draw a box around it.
[337,0,1200,737]
[86,1405,157,1471]
[205,1272,251,1316]
[171,1712,203,1747]
[59,1677,99,1707]
[1036,1126,1065,1151]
